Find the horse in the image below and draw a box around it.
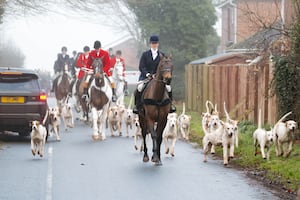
[54,64,70,110]
[73,68,93,122]
[89,58,112,140]
[112,60,125,104]
[138,54,173,165]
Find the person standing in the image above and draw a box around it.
[110,50,129,96]
[87,40,117,102]
[132,35,176,114]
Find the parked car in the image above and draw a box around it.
[0,67,49,137]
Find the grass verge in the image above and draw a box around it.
[176,103,300,192]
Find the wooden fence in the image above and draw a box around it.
[185,63,278,124]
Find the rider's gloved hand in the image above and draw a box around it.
[146,73,152,79]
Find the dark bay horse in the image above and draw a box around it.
[138,55,174,165]
[54,64,70,110]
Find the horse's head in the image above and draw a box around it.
[92,57,105,87]
[157,54,173,84]
[91,57,104,77]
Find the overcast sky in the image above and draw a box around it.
[1,11,129,73]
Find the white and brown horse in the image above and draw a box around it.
[89,58,112,140]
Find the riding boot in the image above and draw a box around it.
[168,91,176,113]
[124,81,129,96]
[111,83,117,102]
[81,82,89,99]
[68,79,75,97]
[133,90,141,114]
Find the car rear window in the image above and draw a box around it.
[0,75,40,92]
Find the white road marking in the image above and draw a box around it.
[46,145,53,200]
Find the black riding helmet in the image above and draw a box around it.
[61,46,67,52]
[83,46,90,52]
[94,41,101,49]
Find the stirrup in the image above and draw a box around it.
[112,94,117,102]
[124,89,129,96]
[169,104,176,113]
[81,94,88,100]
[133,106,139,114]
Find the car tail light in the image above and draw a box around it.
[39,94,47,101]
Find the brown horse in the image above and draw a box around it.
[138,54,173,165]
[74,72,91,122]
[54,64,70,110]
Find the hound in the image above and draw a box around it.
[221,121,236,165]
[202,120,224,163]
[253,109,274,161]
[163,113,178,157]
[124,94,134,137]
[133,115,143,151]
[30,113,48,157]
[177,102,191,140]
[273,111,297,157]
[223,102,239,148]
[61,96,74,131]
[48,106,61,141]
[108,105,122,137]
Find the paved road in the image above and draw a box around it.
[0,97,281,200]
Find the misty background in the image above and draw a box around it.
[0,0,221,99]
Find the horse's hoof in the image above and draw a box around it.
[151,156,160,163]
[171,153,175,157]
[134,146,138,150]
[143,155,149,162]
[154,160,162,166]
[92,134,99,140]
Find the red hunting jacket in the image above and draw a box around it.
[87,49,112,76]
[76,53,91,79]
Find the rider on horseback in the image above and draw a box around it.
[51,46,71,92]
[132,35,176,114]
[87,40,117,102]
[76,46,92,99]
[110,50,129,96]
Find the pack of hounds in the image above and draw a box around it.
[29,96,297,166]
[29,94,191,159]
[202,100,297,166]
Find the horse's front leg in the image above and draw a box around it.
[91,107,100,140]
[142,128,149,162]
[99,105,109,140]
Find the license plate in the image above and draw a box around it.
[1,96,25,103]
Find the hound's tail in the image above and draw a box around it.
[276,111,292,124]
[205,100,214,113]
[258,109,262,129]
[223,102,230,122]
[182,102,186,115]
[42,109,49,126]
